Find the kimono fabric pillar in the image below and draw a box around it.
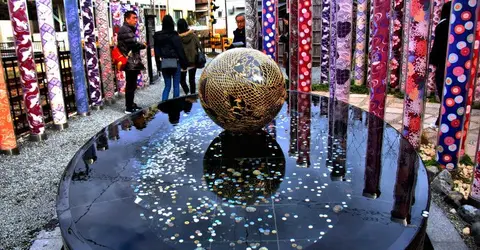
[138,7,150,86]
[368,0,391,119]
[333,0,353,102]
[389,0,406,90]
[132,4,144,88]
[400,0,412,93]
[329,0,337,100]
[298,0,313,93]
[245,0,258,49]
[437,0,479,170]
[35,0,68,130]
[470,131,480,202]
[8,0,47,141]
[289,0,299,91]
[262,0,278,61]
[402,0,432,149]
[95,0,116,105]
[64,0,90,115]
[0,53,19,155]
[321,0,330,85]
[111,0,126,94]
[82,0,103,109]
[353,0,368,86]
[460,5,480,156]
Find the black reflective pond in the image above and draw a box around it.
[57,92,430,250]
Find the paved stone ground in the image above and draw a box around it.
[312,91,480,160]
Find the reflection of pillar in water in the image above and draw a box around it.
[352,107,363,122]
[391,139,418,225]
[329,100,348,181]
[320,96,328,117]
[266,120,276,139]
[363,115,384,199]
[289,93,298,156]
[82,144,97,166]
[297,93,311,167]
[96,128,109,151]
[121,119,132,131]
[108,123,120,140]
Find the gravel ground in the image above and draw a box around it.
[0,81,171,250]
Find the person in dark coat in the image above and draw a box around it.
[177,18,202,94]
[117,10,147,114]
[154,15,189,101]
[429,1,452,126]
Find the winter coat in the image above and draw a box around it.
[233,28,246,46]
[153,30,189,70]
[178,29,202,67]
[117,23,146,71]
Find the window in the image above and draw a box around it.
[218,11,222,18]
[174,10,183,22]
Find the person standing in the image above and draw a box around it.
[177,19,202,94]
[117,10,146,114]
[429,1,451,127]
[154,15,188,101]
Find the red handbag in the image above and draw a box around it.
[111,47,128,71]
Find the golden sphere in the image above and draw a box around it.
[198,48,286,133]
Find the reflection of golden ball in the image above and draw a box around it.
[199,48,286,133]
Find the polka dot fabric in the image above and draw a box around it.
[262,0,277,61]
[437,0,478,170]
[298,0,313,92]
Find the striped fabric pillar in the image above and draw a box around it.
[64,0,90,115]
[401,0,432,149]
[35,0,68,130]
[437,0,479,170]
[0,53,19,155]
[8,0,47,141]
[95,0,116,105]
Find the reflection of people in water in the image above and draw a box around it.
[203,130,285,205]
[158,97,195,125]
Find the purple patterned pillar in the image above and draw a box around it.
[111,1,126,94]
[401,0,432,149]
[437,0,478,170]
[329,0,337,100]
[368,0,391,119]
[321,0,330,85]
[81,0,103,108]
[95,0,116,105]
[35,0,68,130]
[8,0,47,141]
[334,0,353,102]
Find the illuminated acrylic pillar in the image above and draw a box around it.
[0,53,19,155]
[262,0,278,61]
[8,0,47,141]
[35,0,68,130]
[245,0,259,49]
[437,0,479,170]
[368,0,391,119]
[353,0,368,86]
[95,0,116,105]
[401,0,432,149]
[81,0,103,108]
[297,0,313,92]
[333,0,353,102]
[64,0,90,115]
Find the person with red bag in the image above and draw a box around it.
[116,11,147,114]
